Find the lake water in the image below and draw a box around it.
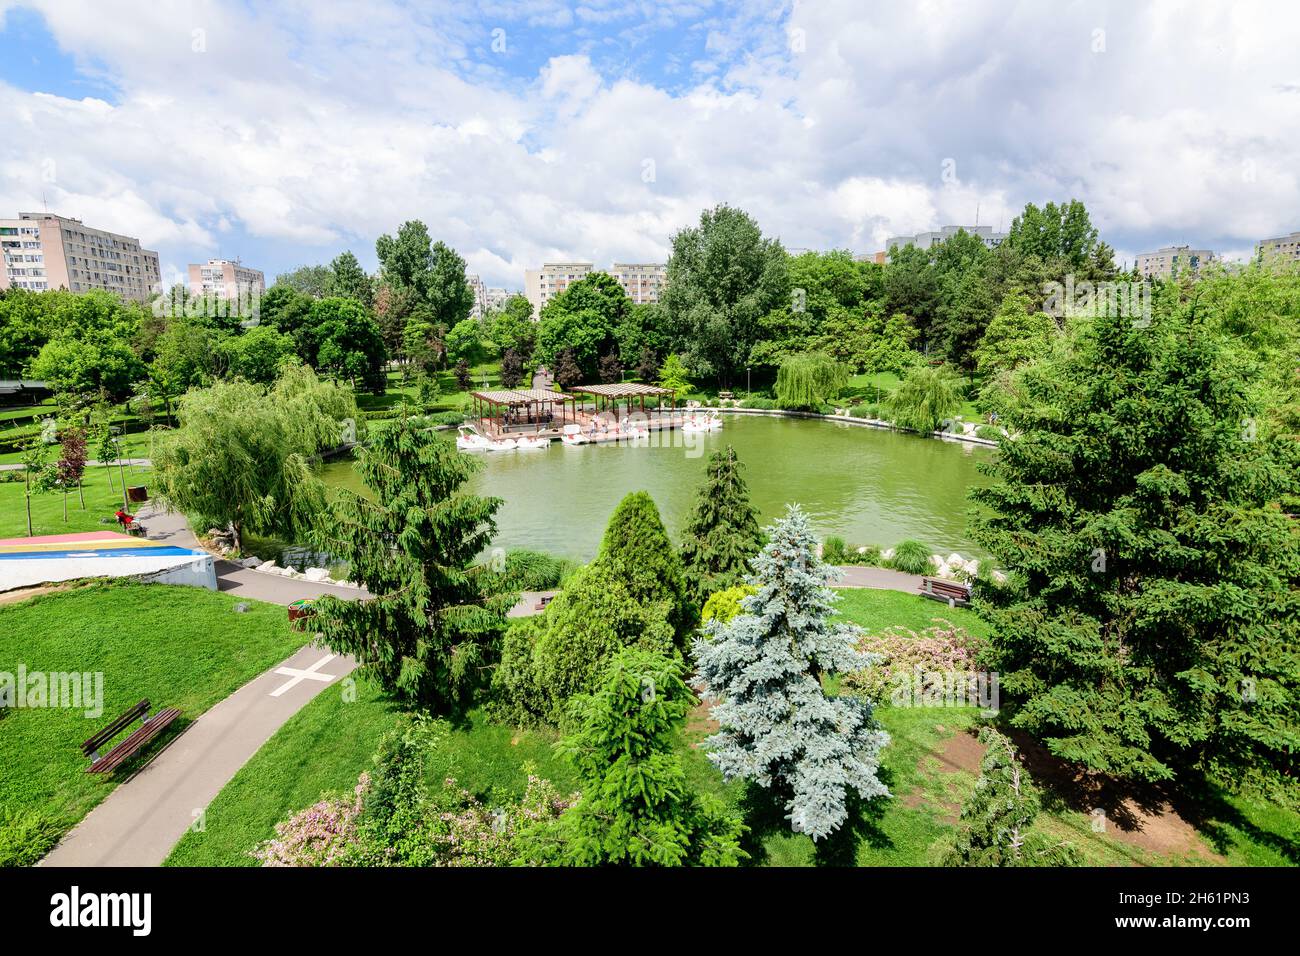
[319,413,993,562]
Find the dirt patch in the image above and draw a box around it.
[936,729,987,774]
[686,699,720,742]
[0,583,75,606]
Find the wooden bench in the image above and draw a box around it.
[534,594,555,612]
[81,699,181,775]
[920,577,972,608]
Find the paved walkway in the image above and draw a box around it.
[0,458,152,471]
[39,504,365,867]
[833,565,927,592]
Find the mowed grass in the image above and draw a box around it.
[165,688,577,867]
[0,467,154,538]
[0,582,307,863]
[156,588,1297,867]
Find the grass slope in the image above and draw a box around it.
[0,582,306,864]
[0,467,154,538]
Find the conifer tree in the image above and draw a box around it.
[945,728,1081,867]
[971,304,1300,802]
[556,646,745,866]
[310,416,508,708]
[680,446,765,605]
[694,505,890,840]
[595,491,696,637]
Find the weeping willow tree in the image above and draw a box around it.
[773,352,850,409]
[152,366,356,551]
[886,363,962,433]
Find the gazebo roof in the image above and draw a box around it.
[470,388,570,405]
[568,382,675,397]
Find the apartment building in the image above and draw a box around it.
[885,225,1007,254]
[1256,231,1300,265]
[1134,245,1216,279]
[187,257,265,299]
[610,262,667,305]
[524,262,593,314]
[467,274,517,318]
[0,211,161,302]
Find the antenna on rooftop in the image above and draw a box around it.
[975,202,980,227]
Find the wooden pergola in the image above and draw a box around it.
[470,388,578,437]
[567,382,677,423]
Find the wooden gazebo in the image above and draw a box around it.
[470,388,578,438]
[568,382,677,424]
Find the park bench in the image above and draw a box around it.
[534,594,555,612]
[81,699,181,775]
[920,577,972,608]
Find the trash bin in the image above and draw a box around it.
[288,598,317,629]
[127,486,148,503]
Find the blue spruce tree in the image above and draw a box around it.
[693,505,890,840]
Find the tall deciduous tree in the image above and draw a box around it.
[554,646,746,866]
[886,363,962,433]
[694,505,890,840]
[327,251,374,306]
[661,204,789,386]
[971,304,1300,804]
[151,367,353,551]
[680,446,764,604]
[310,416,508,708]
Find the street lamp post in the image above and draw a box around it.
[746,366,751,396]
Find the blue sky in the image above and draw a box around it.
[1,0,1297,287]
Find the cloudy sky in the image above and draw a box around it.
[1,0,1297,288]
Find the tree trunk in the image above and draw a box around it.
[25,491,32,537]
[63,489,68,523]
[116,455,128,509]
[78,480,85,509]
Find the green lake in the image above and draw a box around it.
[319,413,994,562]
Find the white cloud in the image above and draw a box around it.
[0,0,1297,286]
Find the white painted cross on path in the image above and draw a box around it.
[269,653,338,697]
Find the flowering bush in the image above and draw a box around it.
[252,774,368,867]
[840,618,988,703]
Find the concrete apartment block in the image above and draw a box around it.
[187,257,266,299]
[0,211,160,302]
[1134,245,1216,279]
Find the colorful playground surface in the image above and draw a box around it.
[0,531,217,591]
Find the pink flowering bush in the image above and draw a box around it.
[252,773,369,867]
[841,618,988,703]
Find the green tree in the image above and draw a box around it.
[151,368,351,550]
[655,353,691,397]
[275,264,333,298]
[694,505,890,840]
[487,295,536,361]
[773,352,850,409]
[971,293,1058,376]
[596,491,695,637]
[944,728,1081,867]
[680,446,764,605]
[886,363,962,433]
[303,297,387,392]
[554,646,746,866]
[1004,199,1103,272]
[535,273,628,380]
[310,416,508,708]
[327,251,374,306]
[220,324,297,384]
[444,317,488,367]
[427,241,475,330]
[971,305,1300,803]
[661,204,789,386]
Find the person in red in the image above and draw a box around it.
[115,509,136,531]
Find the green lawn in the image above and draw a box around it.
[148,588,1296,868]
[0,467,154,538]
[0,582,308,864]
[165,687,575,866]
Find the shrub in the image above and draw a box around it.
[849,403,882,420]
[975,424,1002,441]
[739,397,776,410]
[841,618,988,703]
[822,535,849,564]
[700,584,757,624]
[0,806,63,867]
[252,776,368,866]
[492,562,676,727]
[843,544,881,566]
[888,539,931,574]
[498,549,573,592]
[774,352,851,410]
